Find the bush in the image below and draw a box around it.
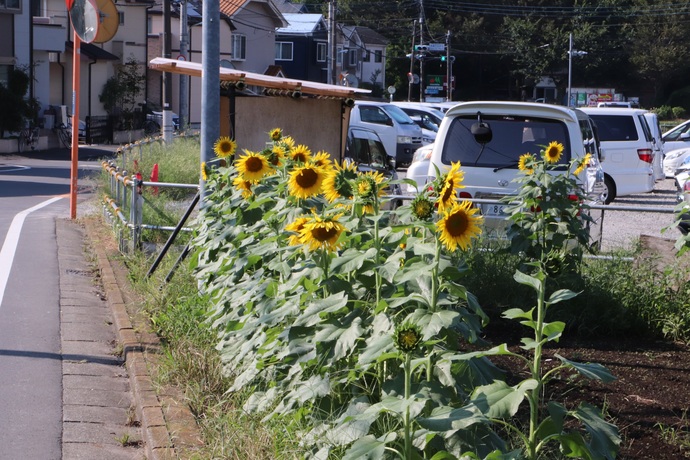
[653,105,673,120]
[673,106,687,119]
[665,86,690,116]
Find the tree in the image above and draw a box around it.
[99,56,144,116]
[0,67,34,138]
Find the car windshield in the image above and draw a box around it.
[440,115,571,168]
[383,105,416,125]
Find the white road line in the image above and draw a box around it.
[0,197,64,307]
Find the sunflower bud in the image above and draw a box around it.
[394,324,422,353]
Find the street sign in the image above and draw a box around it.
[428,43,445,52]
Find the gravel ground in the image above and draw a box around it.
[599,178,682,252]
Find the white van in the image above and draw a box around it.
[408,101,605,238]
[349,101,424,166]
[581,107,655,203]
[643,112,665,181]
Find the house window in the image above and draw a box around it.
[118,11,124,25]
[275,42,293,61]
[348,49,357,66]
[316,43,326,62]
[336,47,343,65]
[362,50,370,62]
[0,65,10,87]
[147,17,152,34]
[374,50,382,63]
[232,34,246,60]
[1,0,21,10]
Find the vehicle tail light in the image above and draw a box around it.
[684,181,690,193]
[459,191,472,199]
[637,149,653,163]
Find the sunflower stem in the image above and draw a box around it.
[403,352,413,460]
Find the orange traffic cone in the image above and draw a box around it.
[150,163,159,195]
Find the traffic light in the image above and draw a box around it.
[414,45,429,52]
[441,56,446,62]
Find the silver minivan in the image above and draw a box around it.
[409,101,606,240]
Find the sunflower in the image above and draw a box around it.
[269,128,282,142]
[311,150,333,169]
[299,213,347,252]
[322,161,358,202]
[543,141,564,164]
[285,216,309,246]
[354,171,386,214]
[200,162,208,181]
[280,136,296,151]
[288,163,325,199]
[410,194,434,220]
[394,323,422,353]
[214,136,237,158]
[290,144,312,163]
[518,153,535,174]
[232,175,253,199]
[235,150,273,182]
[573,153,592,176]
[437,162,464,213]
[268,145,285,167]
[436,200,483,252]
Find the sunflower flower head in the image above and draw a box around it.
[299,213,347,252]
[394,323,422,353]
[543,141,564,164]
[214,136,237,158]
[573,152,592,176]
[312,150,333,169]
[232,175,253,199]
[436,200,483,252]
[410,194,435,220]
[288,163,325,199]
[518,153,535,175]
[235,150,273,182]
[200,162,208,181]
[290,144,312,163]
[269,144,286,167]
[269,128,282,142]
[436,162,464,213]
[285,216,309,246]
[322,161,358,202]
[354,171,385,214]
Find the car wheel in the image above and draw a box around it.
[602,174,616,204]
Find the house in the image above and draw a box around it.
[274,13,328,82]
[147,0,287,127]
[337,25,387,91]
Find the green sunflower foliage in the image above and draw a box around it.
[189,133,619,459]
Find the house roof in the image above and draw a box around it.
[277,14,325,35]
[274,0,307,14]
[341,25,388,46]
[219,0,287,27]
[149,57,370,98]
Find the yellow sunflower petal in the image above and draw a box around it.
[214,136,237,158]
[436,200,483,252]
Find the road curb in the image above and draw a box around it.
[84,218,198,459]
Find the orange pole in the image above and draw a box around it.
[70,31,81,219]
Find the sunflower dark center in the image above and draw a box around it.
[441,182,454,202]
[294,153,307,162]
[246,157,263,172]
[296,168,318,188]
[446,212,468,236]
[312,226,338,242]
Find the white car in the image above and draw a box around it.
[662,119,690,153]
[404,143,433,194]
[673,155,690,234]
[390,102,445,145]
[663,147,690,178]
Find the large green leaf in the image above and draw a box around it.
[408,308,461,340]
[292,292,349,327]
[513,269,543,290]
[342,433,396,460]
[555,354,616,382]
[470,379,538,418]
[330,247,378,274]
[416,403,487,432]
[572,403,621,459]
[358,333,395,365]
[547,288,580,305]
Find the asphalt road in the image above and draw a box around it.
[0,146,114,458]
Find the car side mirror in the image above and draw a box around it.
[599,147,606,162]
[681,132,690,141]
[388,156,396,170]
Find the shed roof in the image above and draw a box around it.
[149,57,370,99]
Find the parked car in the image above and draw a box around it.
[663,147,690,178]
[407,101,606,240]
[661,118,690,153]
[581,107,656,203]
[349,101,424,166]
[390,102,444,144]
[344,126,402,207]
[673,155,690,234]
[643,112,666,181]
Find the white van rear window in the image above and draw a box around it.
[440,115,571,168]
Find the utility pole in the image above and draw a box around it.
[201,0,220,199]
[163,0,173,143]
[327,0,336,85]
[407,19,416,101]
[445,30,451,101]
[418,0,425,102]
[179,0,188,130]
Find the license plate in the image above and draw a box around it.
[482,204,507,216]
